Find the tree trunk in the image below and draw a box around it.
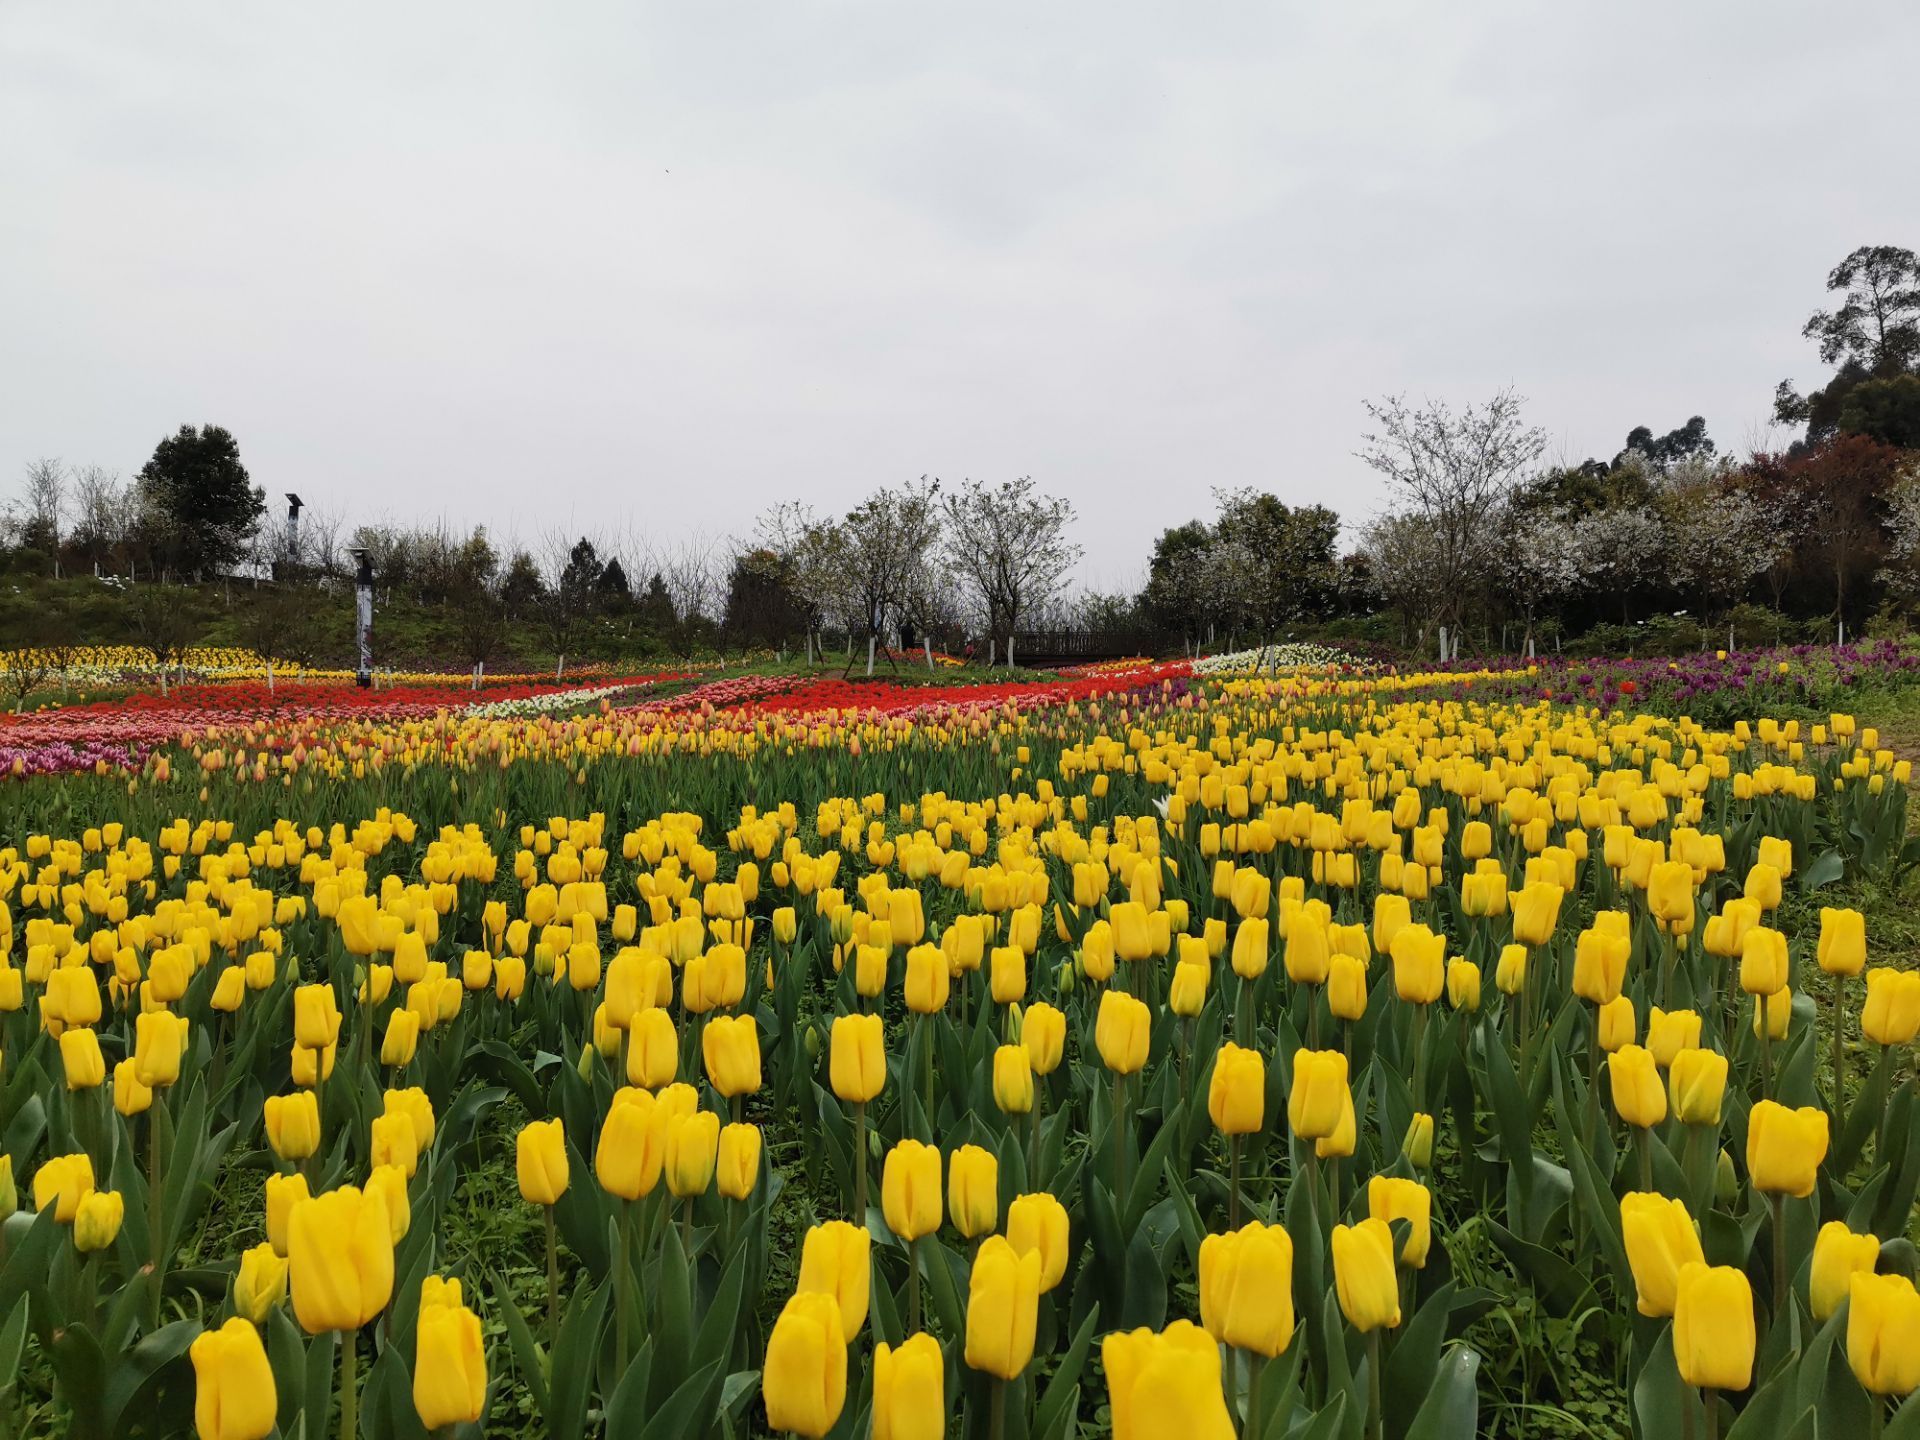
[924,637,934,673]
[1007,635,1015,670]
[866,635,876,677]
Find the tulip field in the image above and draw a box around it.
[6,649,1920,1439]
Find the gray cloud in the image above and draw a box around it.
[4,0,1915,590]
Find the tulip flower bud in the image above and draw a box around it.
[61,1028,106,1090]
[1446,958,1481,1012]
[702,1014,763,1098]
[1006,1192,1070,1292]
[773,906,798,944]
[1199,1222,1296,1357]
[993,1044,1034,1116]
[1367,1176,1432,1266]
[235,1241,290,1324]
[1022,1002,1066,1074]
[1169,959,1207,1018]
[264,1172,308,1257]
[1388,925,1444,1004]
[1207,1043,1265,1136]
[1673,1263,1755,1391]
[1847,1272,1920,1395]
[1646,1007,1702,1067]
[1288,1049,1349,1140]
[413,1297,487,1429]
[1056,959,1076,995]
[1862,968,1920,1045]
[263,1092,321,1163]
[1747,1099,1828,1197]
[1817,907,1867,977]
[763,1291,847,1438]
[717,1122,761,1201]
[516,1118,570,1206]
[1494,944,1526,997]
[190,1317,278,1440]
[114,1058,153,1118]
[829,1012,886,1103]
[871,1333,944,1440]
[1667,1048,1727,1126]
[0,1155,15,1222]
[1094,990,1150,1075]
[964,1234,1042,1380]
[903,944,949,1013]
[1620,1192,1705,1317]
[1403,1112,1434,1169]
[1331,1218,1400,1332]
[666,1111,721,1198]
[74,1188,125,1253]
[882,1139,942,1241]
[289,1184,395,1333]
[797,1220,871,1338]
[1103,1320,1236,1436]
[1810,1221,1881,1322]
[948,1144,999,1240]
[1608,1045,1666,1128]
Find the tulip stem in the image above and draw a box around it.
[1365,1329,1383,1440]
[989,1377,1007,1440]
[615,1200,634,1366]
[1229,1135,1243,1228]
[339,1330,359,1440]
[1635,1129,1653,1193]
[1769,1192,1786,1323]
[907,1235,922,1334]
[1248,1351,1266,1439]
[1758,1020,1772,1098]
[1831,988,1847,1112]
[148,1093,170,1331]
[1411,1005,1430,1111]
[1112,1073,1129,1201]
[1701,1387,1718,1440]
[544,1205,559,1352]
[853,1101,869,1220]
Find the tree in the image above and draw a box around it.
[754,501,852,657]
[840,479,942,673]
[128,585,201,696]
[723,547,805,650]
[499,550,544,617]
[636,572,677,633]
[239,587,321,691]
[135,424,265,578]
[1492,500,1582,654]
[67,465,127,574]
[1208,488,1340,643]
[1356,390,1549,650]
[1775,246,1920,443]
[1140,520,1223,644]
[1619,416,1714,471]
[939,477,1080,660]
[1359,512,1447,649]
[1655,460,1778,619]
[1747,437,1906,625]
[596,557,632,611]
[1838,375,1920,448]
[16,458,65,567]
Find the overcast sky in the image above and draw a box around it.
[3,1,1915,590]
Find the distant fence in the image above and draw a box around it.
[1006,630,1171,664]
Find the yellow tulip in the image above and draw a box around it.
[1328,953,1369,1020]
[380,1010,420,1067]
[1233,917,1270,980]
[234,1241,289,1324]
[627,1006,678,1087]
[1673,1262,1755,1391]
[1817,907,1866,976]
[763,1291,847,1438]
[829,1013,886,1103]
[1608,1045,1666,1128]
[1103,1320,1236,1440]
[1746,1100,1828,1197]
[1331,1218,1400,1331]
[1207,1043,1265,1135]
[288,1184,395,1333]
[1288,1049,1349,1140]
[1668,1049,1728,1126]
[964,1234,1042,1379]
[114,1059,153,1118]
[1367,1176,1432,1266]
[369,1111,419,1178]
[1006,1191,1070,1292]
[702,1014,762,1098]
[516,1118,570,1205]
[717,1122,761,1200]
[1620,1192,1704,1317]
[263,1092,320,1163]
[383,1087,435,1148]
[666,1110,720,1197]
[61,1027,106,1090]
[797,1220,871,1338]
[1388,924,1444,1004]
[293,984,341,1049]
[904,944,949,1013]
[1198,1221,1295,1356]
[191,1316,278,1440]
[413,1297,486,1428]
[1403,1112,1434,1169]
[1862,968,1920,1045]
[1094,989,1151,1075]
[33,1152,95,1223]
[948,1143,999,1239]
[1572,928,1630,1004]
[1511,881,1563,946]
[264,1172,308,1257]
[1022,1002,1066,1075]
[134,1009,188,1088]
[595,1089,666,1200]
[365,1164,411,1244]
[1810,1221,1880,1322]
[882,1139,942,1240]
[1597,995,1637,1052]
[871,1332,944,1440]
[1738,927,1788,996]
[993,1044,1034,1115]
[1647,1007,1702,1067]
[1848,1272,1920,1395]
[74,1188,124,1252]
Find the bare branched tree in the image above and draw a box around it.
[840,478,941,674]
[18,457,66,573]
[939,476,1080,667]
[1356,391,1548,651]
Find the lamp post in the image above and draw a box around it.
[353,548,374,687]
